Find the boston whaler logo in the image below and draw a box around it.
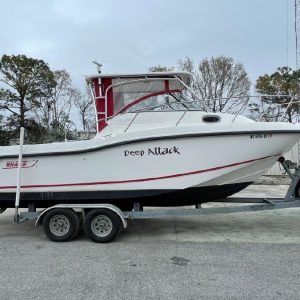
[124,146,180,157]
[3,160,38,169]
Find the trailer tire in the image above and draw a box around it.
[43,208,80,242]
[84,209,121,243]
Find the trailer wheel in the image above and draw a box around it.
[43,209,80,242]
[84,209,121,243]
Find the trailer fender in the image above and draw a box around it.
[35,204,128,229]
[35,207,72,227]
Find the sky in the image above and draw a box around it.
[0,0,297,91]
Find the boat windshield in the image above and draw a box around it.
[111,77,198,114]
[124,91,198,112]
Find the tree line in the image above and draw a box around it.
[0,55,95,145]
[0,54,299,145]
[150,57,300,123]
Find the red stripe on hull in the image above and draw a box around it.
[0,154,279,190]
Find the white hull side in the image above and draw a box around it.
[0,132,297,194]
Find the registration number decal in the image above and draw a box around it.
[250,133,272,139]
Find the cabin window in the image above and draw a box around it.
[112,79,165,112]
[111,78,186,113]
[202,115,220,123]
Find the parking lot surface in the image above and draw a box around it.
[1,185,300,299]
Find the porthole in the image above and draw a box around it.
[202,115,221,123]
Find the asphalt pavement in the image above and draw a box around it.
[0,185,300,300]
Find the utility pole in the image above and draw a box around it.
[295,0,300,69]
[294,1,300,163]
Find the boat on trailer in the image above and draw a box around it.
[2,71,300,243]
[0,71,300,211]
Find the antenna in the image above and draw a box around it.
[92,61,102,74]
[295,0,300,70]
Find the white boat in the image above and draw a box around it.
[0,71,299,210]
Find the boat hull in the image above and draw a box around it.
[0,128,298,208]
[0,182,252,208]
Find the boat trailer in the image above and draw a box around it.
[0,153,300,242]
